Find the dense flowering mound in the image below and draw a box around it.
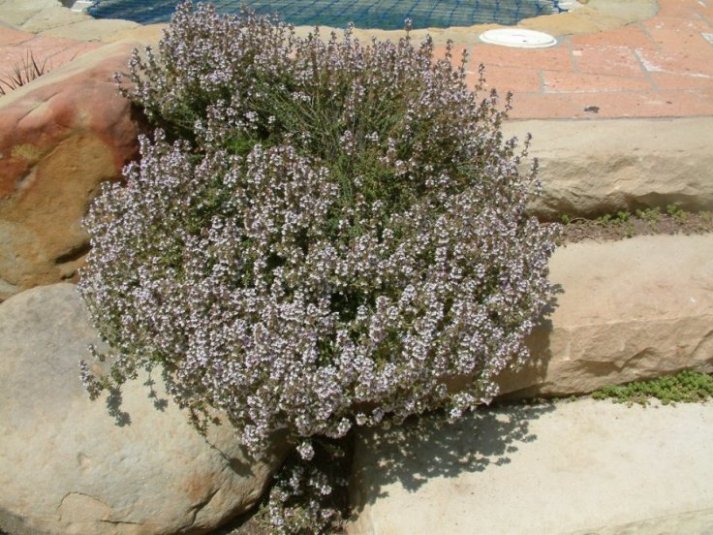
[79,0,557,510]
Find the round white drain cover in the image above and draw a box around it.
[479,28,557,48]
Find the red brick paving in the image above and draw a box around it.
[571,46,644,78]
[464,0,713,118]
[478,64,542,93]
[1,0,712,119]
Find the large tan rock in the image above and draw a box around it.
[348,398,713,534]
[0,283,285,535]
[0,0,61,28]
[0,0,139,40]
[504,118,713,219]
[499,233,713,397]
[0,41,141,300]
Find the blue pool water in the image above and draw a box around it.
[88,0,565,30]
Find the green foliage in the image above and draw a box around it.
[596,210,630,224]
[592,370,713,406]
[665,203,688,222]
[561,205,696,228]
[635,206,661,224]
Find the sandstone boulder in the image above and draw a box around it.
[504,118,713,219]
[0,41,142,301]
[499,233,713,396]
[0,284,285,535]
[0,0,139,41]
[0,0,61,28]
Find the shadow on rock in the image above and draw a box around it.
[497,288,563,398]
[350,399,557,511]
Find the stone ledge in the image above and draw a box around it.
[348,398,713,534]
[499,233,713,396]
[504,118,713,219]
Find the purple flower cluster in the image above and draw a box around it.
[81,0,556,477]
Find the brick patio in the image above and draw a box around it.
[444,0,713,118]
[1,0,712,119]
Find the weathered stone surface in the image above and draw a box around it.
[499,233,713,397]
[42,17,141,42]
[0,22,31,45]
[101,22,166,45]
[16,5,96,34]
[0,41,142,301]
[348,398,713,534]
[0,284,285,535]
[0,32,99,81]
[504,118,713,219]
[0,0,139,41]
[0,0,61,28]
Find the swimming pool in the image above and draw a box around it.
[88,0,565,30]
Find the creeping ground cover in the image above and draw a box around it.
[78,2,558,531]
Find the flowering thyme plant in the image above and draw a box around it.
[79,1,557,531]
